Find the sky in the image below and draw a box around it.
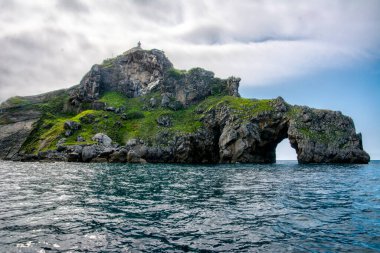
[0,0,379,159]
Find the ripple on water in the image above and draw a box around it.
[0,161,379,252]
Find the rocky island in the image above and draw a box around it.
[0,45,370,164]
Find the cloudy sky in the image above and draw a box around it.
[0,0,379,159]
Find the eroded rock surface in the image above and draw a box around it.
[287,106,370,163]
[69,47,240,107]
[0,45,370,164]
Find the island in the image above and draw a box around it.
[0,45,370,164]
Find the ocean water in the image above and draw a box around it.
[0,161,379,253]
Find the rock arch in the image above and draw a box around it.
[215,98,369,164]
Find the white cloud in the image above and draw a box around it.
[0,0,379,101]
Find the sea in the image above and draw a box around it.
[0,160,379,253]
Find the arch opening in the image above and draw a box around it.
[276,138,297,162]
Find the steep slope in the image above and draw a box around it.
[0,46,370,163]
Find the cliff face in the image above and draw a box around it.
[0,46,370,164]
[69,47,239,108]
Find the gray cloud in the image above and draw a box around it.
[0,0,379,102]
[56,0,89,13]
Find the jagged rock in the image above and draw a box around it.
[38,150,67,161]
[71,48,173,102]
[127,150,147,163]
[98,147,115,157]
[91,101,105,110]
[150,97,157,107]
[287,106,370,163]
[157,115,172,127]
[168,101,183,111]
[92,133,112,146]
[77,136,85,142]
[66,145,83,154]
[79,114,95,124]
[68,152,80,162]
[91,157,108,163]
[0,45,370,164]
[82,145,99,162]
[109,148,128,163]
[0,119,39,160]
[106,107,116,112]
[226,77,241,97]
[161,93,171,107]
[64,121,81,130]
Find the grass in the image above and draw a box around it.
[167,68,187,80]
[19,90,282,152]
[101,58,116,68]
[6,96,31,107]
[197,95,275,121]
[122,104,203,145]
[99,91,128,108]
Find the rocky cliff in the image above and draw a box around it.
[0,46,370,164]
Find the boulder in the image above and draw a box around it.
[79,114,95,124]
[157,115,172,127]
[64,121,81,130]
[77,136,85,142]
[82,145,99,162]
[92,133,112,146]
[68,152,80,162]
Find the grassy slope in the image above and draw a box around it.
[19,91,278,154]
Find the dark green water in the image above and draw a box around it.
[0,161,379,252]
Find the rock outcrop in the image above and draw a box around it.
[69,46,240,108]
[70,47,173,104]
[0,45,370,164]
[287,106,369,163]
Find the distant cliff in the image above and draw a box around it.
[0,45,370,164]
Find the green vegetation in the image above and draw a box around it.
[6,96,31,107]
[36,93,69,114]
[167,68,187,79]
[299,127,343,144]
[198,96,275,121]
[101,58,115,68]
[122,102,202,144]
[21,114,66,154]
[288,107,348,144]
[19,90,279,152]
[99,91,127,107]
[123,111,145,120]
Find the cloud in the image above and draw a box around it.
[0,0,379,101]
[56,0,89,13]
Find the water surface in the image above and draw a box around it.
[0,161,379,252]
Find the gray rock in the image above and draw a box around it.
[150,97,157,107]
[64,121,81,130]
[79,114,95,124]
[76,136,85,142]
[109,149,128,163]
[106,107,116,112]
[92,133,112,146]
[68,152,80,162]
[0,45,369,165]
[0,119,37,159]
[161,93,170,107]
[82,146,99,162]
[127,150,146,163]
[157,115,172,127]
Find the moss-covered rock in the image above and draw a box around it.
[0,46,370,164]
